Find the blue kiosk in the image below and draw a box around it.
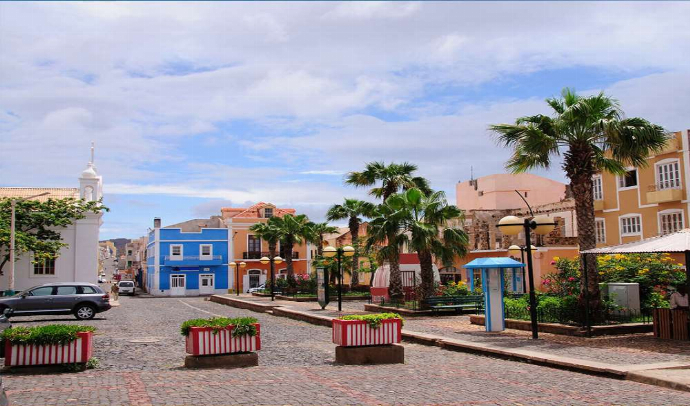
[463,257,525,332]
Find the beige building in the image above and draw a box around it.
[594,130,690,246]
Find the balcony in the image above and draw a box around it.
[163,255,223,266]
[242,251,299,260]
[656,138,679,155]
[593,199,604,211]
[646,182,683,204]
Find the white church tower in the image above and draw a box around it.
[74,142,104,284]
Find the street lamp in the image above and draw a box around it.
[8,192,50,295]
[508,244,537,293]
[323,245,355,311]
[260,255,283,301]
[498,213,555,339]
[229,261,246,296]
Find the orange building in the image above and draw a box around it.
[594,130,690,246]
[222,202,312,292]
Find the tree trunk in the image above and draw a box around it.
[417,249,435,302]
[317,236,323,257]
[349,217,360,286]
[564,144,603,323]
[269,242,277,289]
[388,234,403,301]
[284,236,294,278]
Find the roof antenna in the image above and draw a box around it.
[470,166,474,182]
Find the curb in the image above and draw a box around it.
[209,295,283,313]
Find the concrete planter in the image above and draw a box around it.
[185,324,261,356]
[4,331,93,367]
[332,318,402,347]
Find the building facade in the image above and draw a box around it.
[0,157,103,291]
[594,130,690,246]
[146,219,230,296]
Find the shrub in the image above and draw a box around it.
[180,316,258,337]
[436,281,470,296]
[340,313,403,328]
[1,325,95,346]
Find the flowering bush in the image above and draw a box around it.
[435,281,470,296]
[547,253,685,308]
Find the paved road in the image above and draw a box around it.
[3,296,690,405]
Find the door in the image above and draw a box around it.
[249,273,260,289]
[14,286,56,313]
[170,274,186,296]
[52,285,80,311]
[199,274,214,295]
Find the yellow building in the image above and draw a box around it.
[594,129,690,246]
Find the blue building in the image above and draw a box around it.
[146,217,230,296]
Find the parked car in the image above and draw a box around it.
[247,284,265,293]
[0,283,111,320]
[117,280,135,296]
[98,275,107,284]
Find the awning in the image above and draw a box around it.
[580,228,690,254]
[463,257,525,269]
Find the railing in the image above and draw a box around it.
[647,181,682,192]
[242,252,299,260]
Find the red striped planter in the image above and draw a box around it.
[332,319,402,347]
[185,324,261,356]
[4,331,93,367]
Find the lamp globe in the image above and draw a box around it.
[498,215,524,236]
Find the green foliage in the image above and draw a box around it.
[542,256,581,296]
[1,324,95,346]
[180,316,258,337]
[86,357,100,369]
[436,281,470,296]
[0,197,109,273]
[340,312,404,328]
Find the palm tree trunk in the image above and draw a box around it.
[349,217,360,286]
[284,236,294,278]
[566,145,603,322]
[269,242,277,290]
[417,249,435,303]
[317,236,323,257]
[388,234,403,301]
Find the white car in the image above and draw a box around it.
[98,276,107,283]
[118,280,135,295]
[247,284,265,293]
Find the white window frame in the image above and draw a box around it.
[655,159,681,190]
[170,244,183,258]
[247,235,262,253]
[31,257,57,278]
[658,209,684,236]
[592,175,603,201]
[200,244,213,258]
[263,207,274,218]
[619,214,642,237]
[617,168,639,190]
[595,218,606,244]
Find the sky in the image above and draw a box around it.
[1,1,689,240]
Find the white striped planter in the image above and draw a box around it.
[185,324,261,356]
[4,331,93,367]
[332,319,402,347]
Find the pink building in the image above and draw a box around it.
[456,173,566,211]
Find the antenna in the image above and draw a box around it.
[470,166,474,181]
[90,141,95,165]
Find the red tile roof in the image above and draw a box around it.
[221,202,296,219]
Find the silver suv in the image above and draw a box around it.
[0,283,112,320]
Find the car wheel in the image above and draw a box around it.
[74,304,96,320]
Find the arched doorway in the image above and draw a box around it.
[244,269,265,292]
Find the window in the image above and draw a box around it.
[80,286,98,294]
[657,161,681,190]
[592,176,603,200]
[170,245,183,258]
[620,215,642,236]
[127,250,133,256]
[618,170,638,188]
[56,286,78,295]
[660,211,683,235]
[29,286,54,296]
[248,235,261,253]
[200,244,212,257]
[33,258,56,275]
[595,219,606,244]
[126,261,132,268]
[264,208,273,218]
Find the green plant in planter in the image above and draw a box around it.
[340,313,403,328]
[1,325,95,346]
[180,316,258,337]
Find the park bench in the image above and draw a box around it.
[424,295,484,314]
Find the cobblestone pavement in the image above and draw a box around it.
[257,296,690,366]
[3,296,690,405]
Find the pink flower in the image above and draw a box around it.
[568,277,576,282]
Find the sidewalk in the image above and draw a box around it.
[211,294,690,392]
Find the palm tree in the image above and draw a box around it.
[366,201,408,300]
[347,162,431,297]
[249,221,282,290]
[490,87,667,319]
[269,214,311,277]
[307,222,338,257]
[388,188,469,301]
[326,199,376,286]
[346,161,431,200]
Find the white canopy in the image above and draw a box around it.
[581,228,690,254]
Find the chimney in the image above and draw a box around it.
[154,218,161,229]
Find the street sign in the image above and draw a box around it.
[317,267,329,309]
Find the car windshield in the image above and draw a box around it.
[12,286,40,297]
[120,282,133,286]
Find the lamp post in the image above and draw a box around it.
[229,261,246,296]
[322,245,355,312]
[508,244,536,294]
[8,192,49,296]
[498,207,555,339]
[260,255,283,301]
